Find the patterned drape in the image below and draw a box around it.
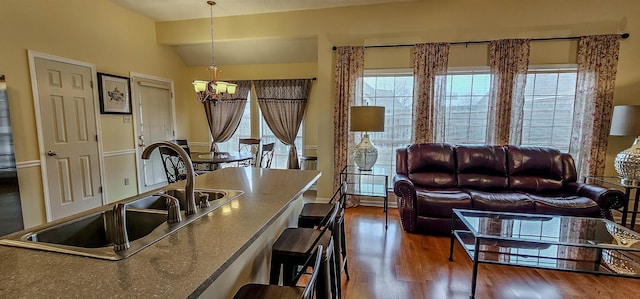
[254,79,312,169]
[412,43,450,143]
[203,81,251,152]
[486,39,531,145]
[570,35,621,179]
[333,47,364,205]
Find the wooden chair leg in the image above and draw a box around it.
[269,255,281,285]
[340,220,350,280]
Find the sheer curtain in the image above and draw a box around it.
[486,39,531,145]
[334,46,364,206]
[202,81,251,152]
[254,79,312,169]
[570,35,621,179]
[412,43,450,143]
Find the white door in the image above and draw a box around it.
[32,56,103,220]
[132,75,175,193]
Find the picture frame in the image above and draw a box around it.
[97,73,132,114]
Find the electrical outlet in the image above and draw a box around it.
[124,178,130,185]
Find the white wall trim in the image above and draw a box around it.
[16,160,41,169]
[190,141,210,148]
[103,149,137,157]
[304,145,318,151]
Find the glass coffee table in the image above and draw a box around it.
[449,209,640,299]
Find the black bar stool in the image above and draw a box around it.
[298,183,350,282]
[233,245,324,299]
[270,201,341,299]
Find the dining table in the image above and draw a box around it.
[190,151,254,170]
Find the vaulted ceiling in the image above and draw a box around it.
[109,0,418,66]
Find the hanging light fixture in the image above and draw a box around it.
[192,1,237,103]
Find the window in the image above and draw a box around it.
[443,68,491,144]
[358,71,414,185]
[521,66,577,152]
[215,91,304,169]
[215,100,251,153]
[260,116,302,169]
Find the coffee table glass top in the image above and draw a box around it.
[453,209,640,251]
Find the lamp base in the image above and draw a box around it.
[354,133,378,171]
[614,137,640,186]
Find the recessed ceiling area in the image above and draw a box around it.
[109,0,417,66]
[110,0,416,20]
[176,37,319,66]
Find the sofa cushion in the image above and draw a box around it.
[507,146,564,193]
[456,145,508,190]
[416,188,471,218]
[407,143,457,188]
[466,189,535,212]
[529,194,601,217]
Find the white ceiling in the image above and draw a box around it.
[110,0,414,21]
[109,0,415,66]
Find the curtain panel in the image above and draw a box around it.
[486,39,531,145]
[254,79,312,169]
[412,43,450,143]
[570,35,621,179]
[203,80,251,152]
[334,46,364,206]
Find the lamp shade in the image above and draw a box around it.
[350,106,385,132]
[610,105,640,136]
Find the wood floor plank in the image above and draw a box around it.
[341,205,640,298]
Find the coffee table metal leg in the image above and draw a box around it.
[470,238,480,299]
[630,190,640,229]
[449,218,455,261]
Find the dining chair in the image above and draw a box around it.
[170,139,191,155]
[233,245,324,299]
[238,138,261,167]
[270,200,341,299]
[260,142,275,168]
[159,146,188,184]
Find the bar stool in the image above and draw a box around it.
[298,183,349,282]
[233,245,324,299]
[270,202,341,299]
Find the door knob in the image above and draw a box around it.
[47,150,57,156]
[138,135,145,148]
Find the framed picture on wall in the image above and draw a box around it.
[97,73,132,114]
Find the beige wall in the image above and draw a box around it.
[2,0,640,227]
[159,0,640,198]
[0,0,190,227]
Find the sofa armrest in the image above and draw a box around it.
[394,174,418,232]
[566,182,628,217]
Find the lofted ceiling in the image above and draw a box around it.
[109,0,416,67]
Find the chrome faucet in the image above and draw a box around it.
[112,203,129,251]
[141,141,197,216]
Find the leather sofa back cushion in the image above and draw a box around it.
[396,148,408,175]
[456,145,508,190]
[507,146,564,193]
[407,143,456,188]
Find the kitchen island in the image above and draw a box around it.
[0,167,320,298]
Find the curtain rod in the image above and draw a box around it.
[331,33,630,50]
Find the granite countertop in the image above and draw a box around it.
[0,167,320,298]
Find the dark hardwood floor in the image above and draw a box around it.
[340,206,639,299]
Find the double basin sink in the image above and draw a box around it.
[0,188,243,260]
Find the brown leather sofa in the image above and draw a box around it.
[393,143,627,235]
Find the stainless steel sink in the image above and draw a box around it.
[0,188,243,260]
[128,188,237,211]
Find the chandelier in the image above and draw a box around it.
[192,1,237,103]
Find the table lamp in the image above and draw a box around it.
[350,106,385,171]
[610,105,640,186]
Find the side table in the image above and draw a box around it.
[585,176,639,229]
[340,165,389,229]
